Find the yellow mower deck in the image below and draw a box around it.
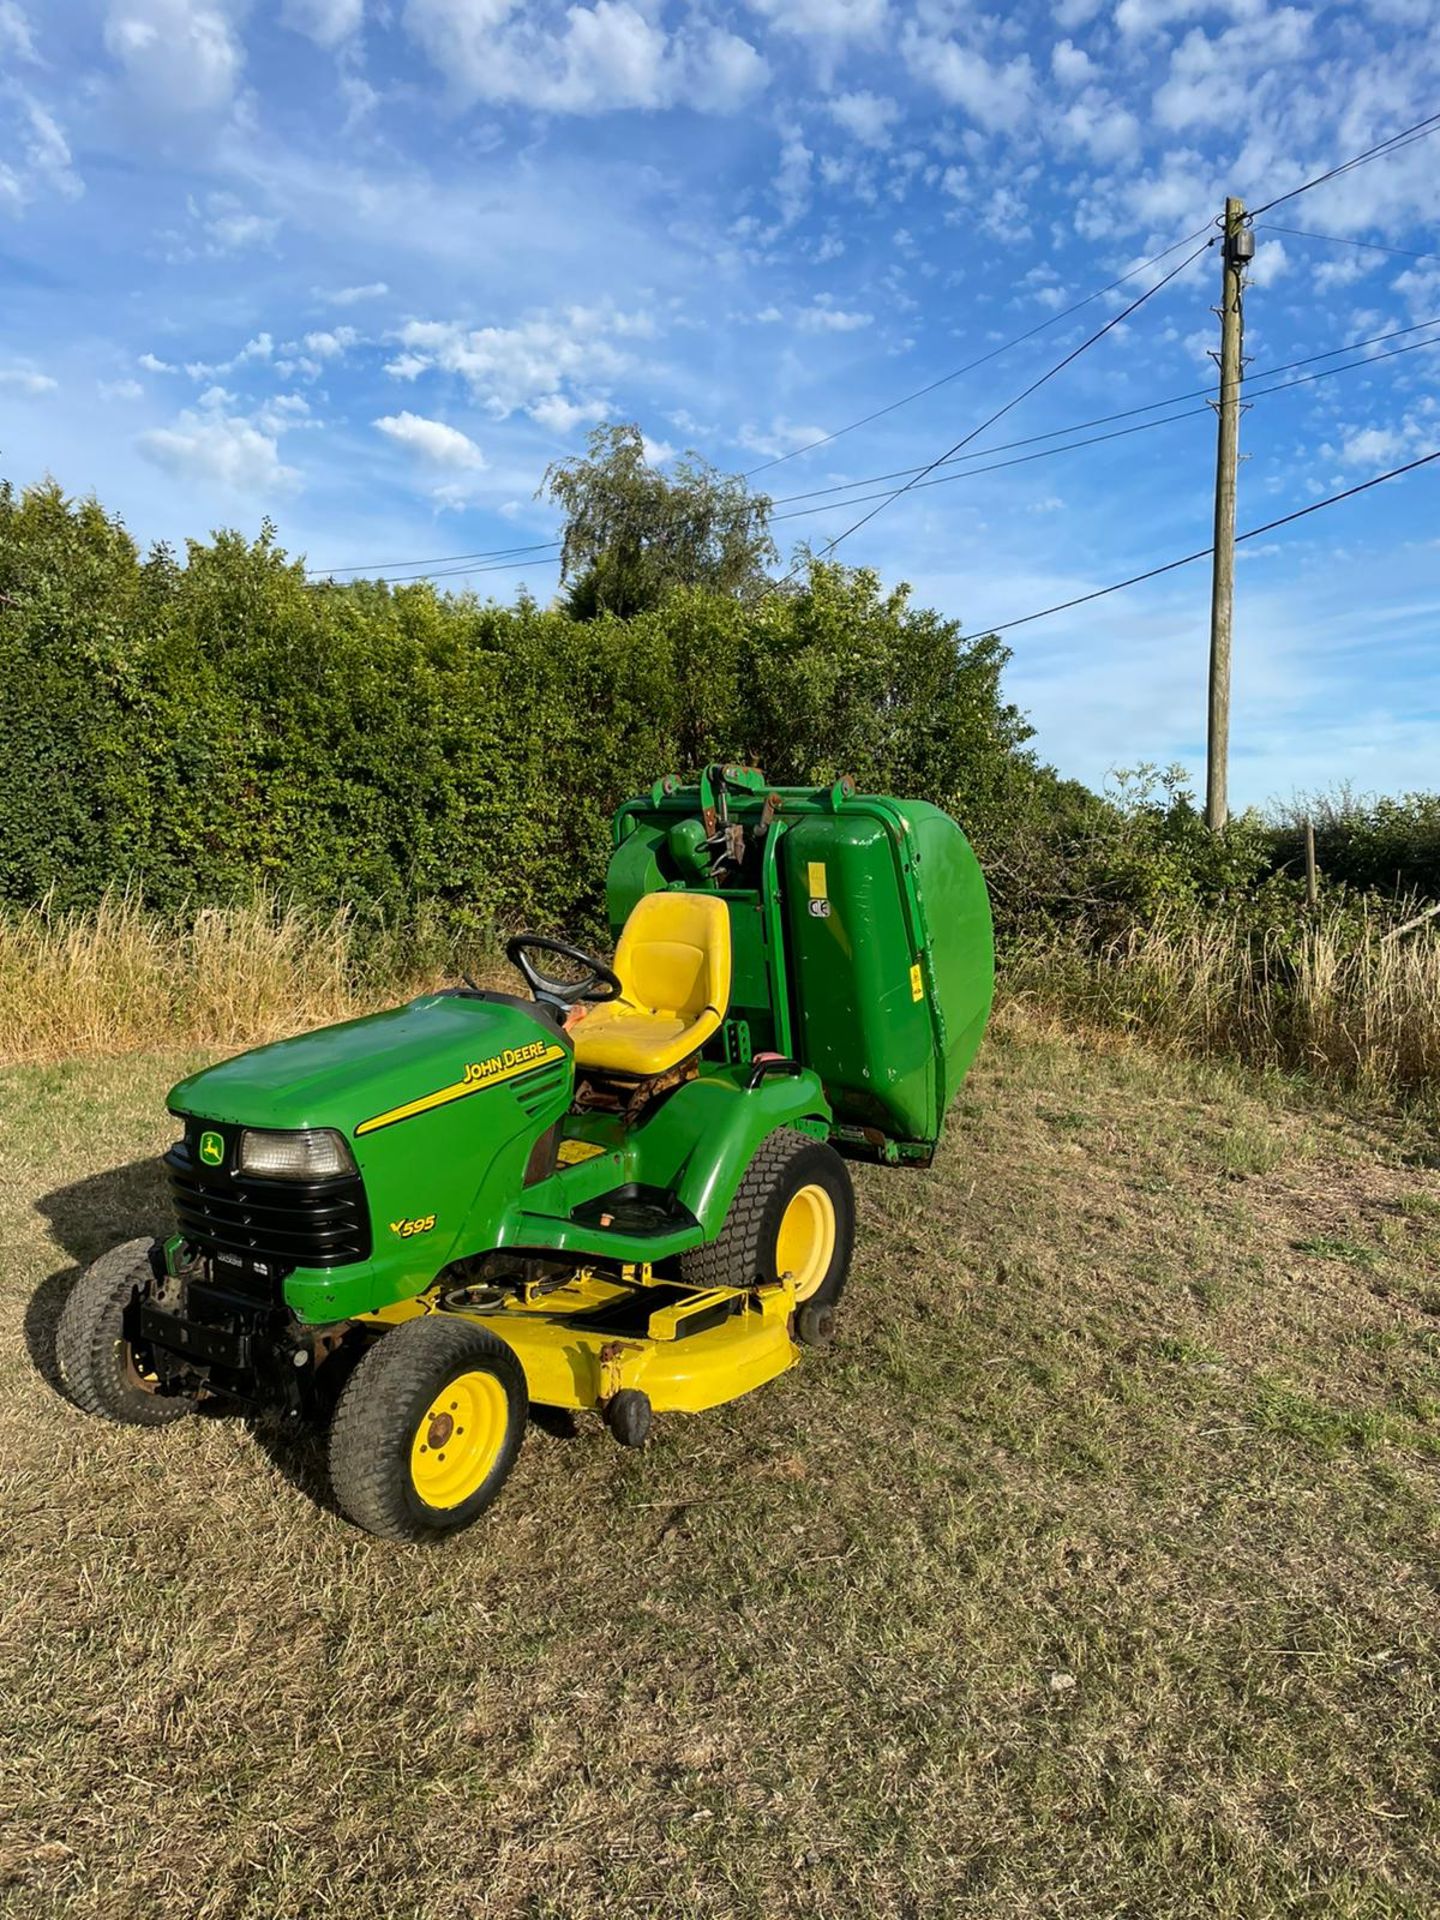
[363,1265,800,1417]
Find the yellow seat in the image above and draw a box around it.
[571,892,731,1079]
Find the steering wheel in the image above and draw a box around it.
[505,935,622,1011]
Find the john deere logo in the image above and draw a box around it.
[199,1131,225,1168]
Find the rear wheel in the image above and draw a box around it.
[680,1128,855,1314]
[56,1238,197,1426]
[328,1315,527,1542]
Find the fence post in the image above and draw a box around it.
[1305,818,1318,912]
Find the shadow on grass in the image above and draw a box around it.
[27,1154,587,1528]
[27,1156,170,1397]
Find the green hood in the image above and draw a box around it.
[168,993,563,1134]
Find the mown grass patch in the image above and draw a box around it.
[4,1017,1440,1917]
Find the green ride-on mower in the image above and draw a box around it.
[58,767,993,1541]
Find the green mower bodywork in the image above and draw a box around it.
[58,767,993,1540]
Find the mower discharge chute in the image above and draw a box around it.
[58,768,993,1541]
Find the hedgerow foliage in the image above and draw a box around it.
[0,480,1041,935]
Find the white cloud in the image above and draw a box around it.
[903,31,1036,135]
[0,2,38,59]
[257,392,315,433]
[686,28,769,111]
[737,417,829,458]
[183,332,274,381]
[528,392,610,435]
[1078,149,1212,238]
[1050,37,1094,85]
[1391,265,1440,316]
[138,351,174,373]
[745,0,886,41]
[401,0,767,115]
[1336,424,1406,467]
[321,281,389,306]
[164,193,280,258]
[138,408,300,493]
[281,0,363,47]
[99,377,145,400]
[387,304,644,418]
[1154,10,1311,132]
[1181,325,1216,371]
[104,0,243,116]
[774,125,811,226]
[0,366,57,394]
[375,410,486,469]
[1313,252,1375,294]
[0,91,82,209]
[1248,238,1288,288]
[303,327,358,358]
[208,208,280,250]
[827,90,899,148]
[795,302,873,332]
[1115,0,1265,33]
[1053,0,1103,24]
[1059,91,1141,161]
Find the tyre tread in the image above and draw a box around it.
[680,1128,822,1291]
[56,1237,193,1426]
[328,1315,525,1542]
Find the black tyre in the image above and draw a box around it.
[680,1128,855,1312]
[605,1388,652,1448]
[328,1315,527,1542]
[56,1238,197,1426]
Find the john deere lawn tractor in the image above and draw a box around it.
[58,767,993,1541]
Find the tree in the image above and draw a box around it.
[540,423,776,619]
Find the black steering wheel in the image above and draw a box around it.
[505,935,622,1011]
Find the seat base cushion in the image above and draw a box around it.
[571,1001,721,1078]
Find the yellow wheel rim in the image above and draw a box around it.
[775,1183,837,1302]
[409,1369,509,1511]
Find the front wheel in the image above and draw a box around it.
[328,1315,528,1542]
[56,1238,197,1426]
[680,1128,855,1315]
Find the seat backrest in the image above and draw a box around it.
[615,892,732,1021]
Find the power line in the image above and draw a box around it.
[1250,110,1440,217]
[311,231,1215,582]
[310,316,1440,586]
[1259,223,1440,265]
[974,445,1440,637]
[740,224,1213,478]
[311,537,559,578]
[763,324,1440,512]
[805,239,1214,565]
[314,235,1221,579]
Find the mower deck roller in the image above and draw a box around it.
[58,767,993,1541]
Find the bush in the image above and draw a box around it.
[0,485,1039,936]
[1269,789,1440,902]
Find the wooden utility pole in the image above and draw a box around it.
[1205,196,1250,832]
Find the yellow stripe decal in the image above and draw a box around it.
[355,1042,567,1138]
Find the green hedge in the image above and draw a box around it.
[0,481,1038,936]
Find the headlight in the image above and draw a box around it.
[238,1128,357,1180]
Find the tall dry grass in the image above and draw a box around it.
[1010,903,1440,1103]
[5,893,1439,1107]
[0,894,449,1064]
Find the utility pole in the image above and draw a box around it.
[1205,196,1252,832]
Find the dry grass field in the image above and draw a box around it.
[5,1012,1440,1919]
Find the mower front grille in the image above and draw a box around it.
[165,1132,371,1272]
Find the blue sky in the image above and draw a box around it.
[2,0,1438,810]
